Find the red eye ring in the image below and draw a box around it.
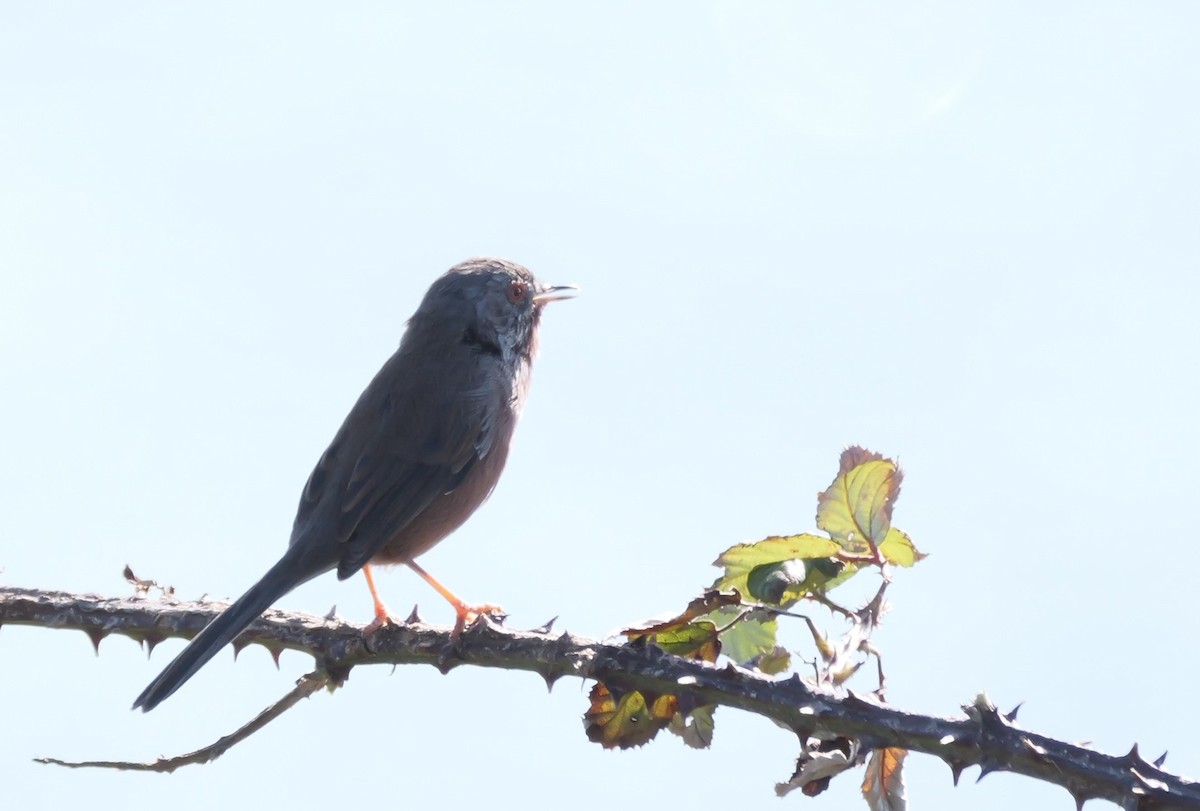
[507,281,527,303]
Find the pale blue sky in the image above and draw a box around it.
[2,3,1197,809]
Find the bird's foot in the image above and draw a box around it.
[403,559,505,637]
[363,600,403,635]
[434,602,506,673]
[363,613,402,635]
[451,602,504,638]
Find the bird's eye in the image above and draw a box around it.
[507,281,527,303]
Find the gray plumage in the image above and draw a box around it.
[133,258,574,711]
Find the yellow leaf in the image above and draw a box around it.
[817,447,903,549]
[583,684,670,749]
[652,621,721,662]
[877,528,927,567]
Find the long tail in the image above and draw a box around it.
[133,555,319,712]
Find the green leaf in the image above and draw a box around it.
[749,645,792,676]
[746,557,850,605]
[710,607,778,665]
[746,559,807,603]
[653,621,720,660]
[713,534,840,595]
[817,447,903,549]
[878,527,926,567]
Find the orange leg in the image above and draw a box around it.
[405,559,502,636]
[361,564,399,633]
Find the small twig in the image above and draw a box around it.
[860,639,886,696]
[736,601,812,621]
[35,671,330,772]
[855,577,890,627]
[802,592,856,619]
[713,608,753,634]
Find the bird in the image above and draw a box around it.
[133,257,576,711]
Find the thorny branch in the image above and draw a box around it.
[2,585,1198,809]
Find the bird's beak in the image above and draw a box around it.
[533,284,579,304]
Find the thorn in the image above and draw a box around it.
[144,631,165,658]
[1123,743,1152,769]
[1153,751,1167,768]
[269,647,283,669]
[532,616,558,634]
[1070,790,1088,811]
[405,605,422,624]
[434,630,469,673]
[434,648,460,675]
[84,627,107,655]
[557,630,572,644]
[540,668,561,692]
[945,758,966,786]
[1005,702,1023,722]
[232,638,251,660]
[324,604,338,621]
[976,760,1003,782]
[843,690,877,710]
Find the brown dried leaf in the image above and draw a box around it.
[862,747,908,811]
[776,737,861,798]
[622,590,740,637]
[668,705,716,749]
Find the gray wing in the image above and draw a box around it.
[291,346,504,579]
